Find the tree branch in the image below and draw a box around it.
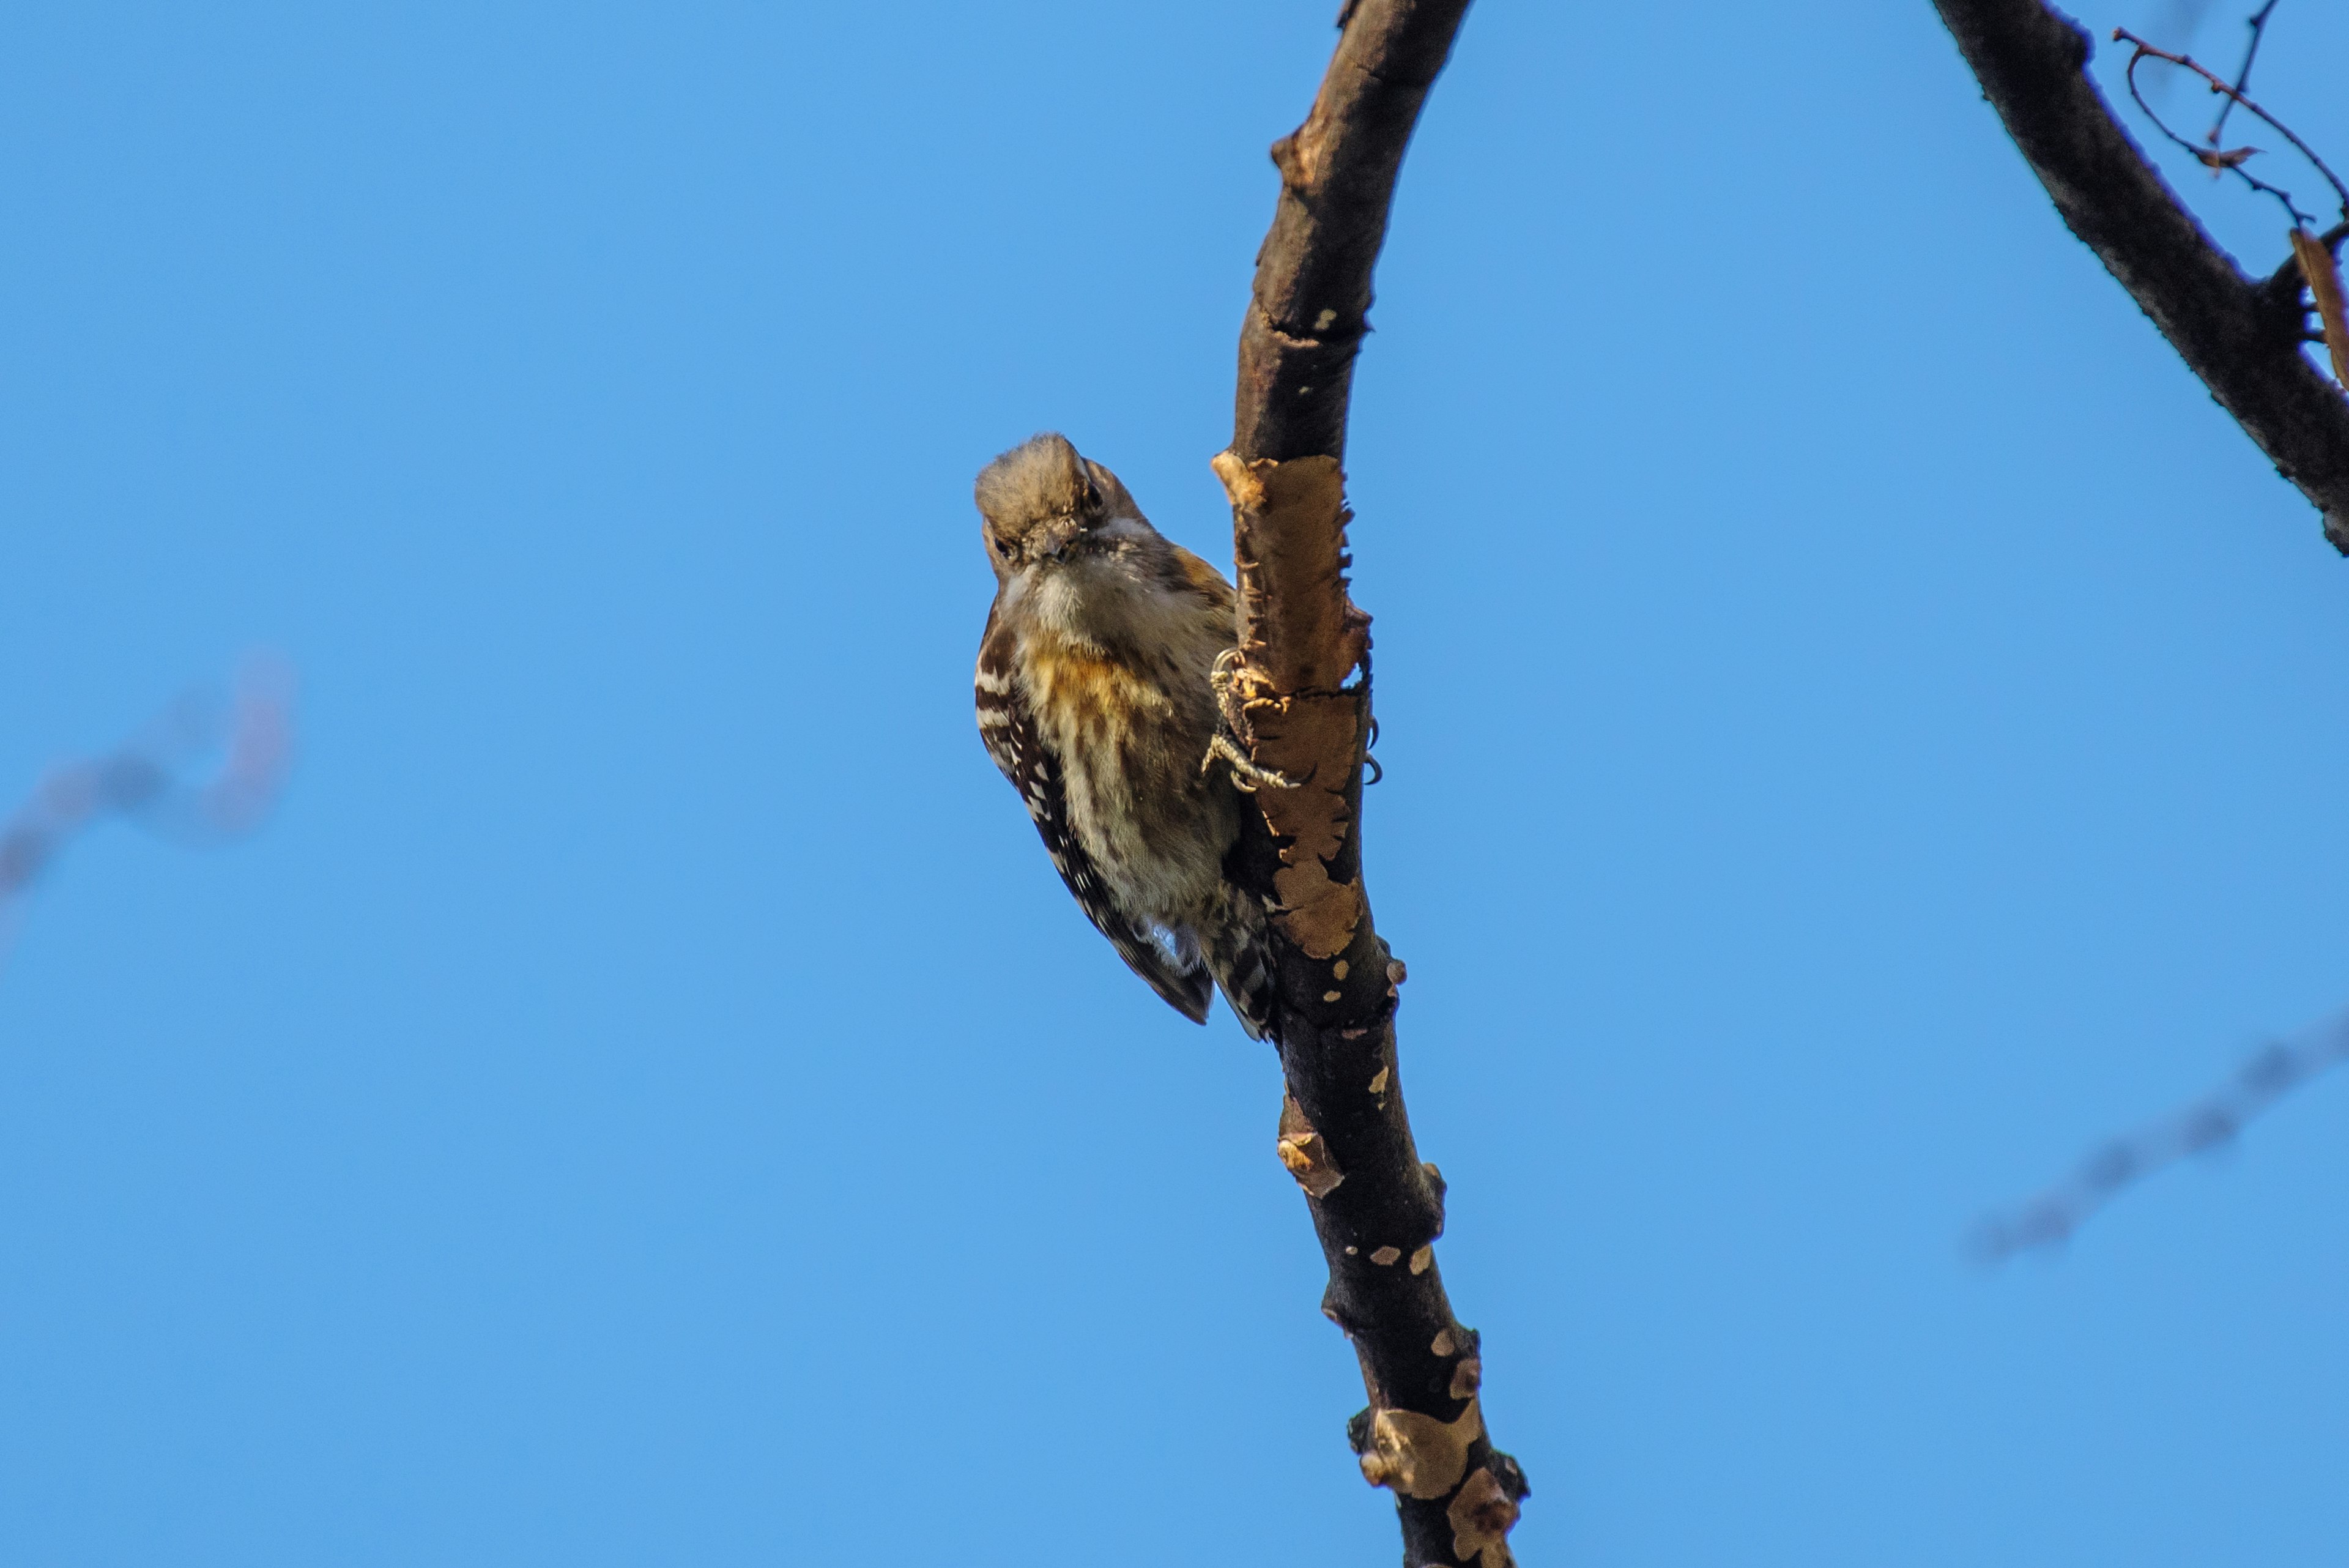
[1931,0,2349,548]
[1213,4,1527,1564]
[1232,0,1469,464]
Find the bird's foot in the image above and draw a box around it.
[1203,731,1295,793]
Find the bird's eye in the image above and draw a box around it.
[995,535,1015,559]
[1082,474,1102,510]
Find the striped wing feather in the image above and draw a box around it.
[975,617,1213,1025]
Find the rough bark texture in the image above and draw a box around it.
[1233,0,1471,466]
[1215,4,1527,1564]
[1931,0,2349,548]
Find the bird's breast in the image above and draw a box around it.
[1019,626,1233,923]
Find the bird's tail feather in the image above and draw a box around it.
[1203,893,1278,1043]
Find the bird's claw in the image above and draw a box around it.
[1203,732,1296,793]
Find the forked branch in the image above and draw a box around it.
[1212,2,1528,1564]
[1930,0,2349,546]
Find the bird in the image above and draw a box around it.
[973,432,1275,1039]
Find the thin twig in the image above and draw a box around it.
[2116,38,2306,225]
[1969,1008,2349,1263]
[2113,28,2349,228]
[2206,0,2279,147]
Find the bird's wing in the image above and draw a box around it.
[976,614,1213,1025]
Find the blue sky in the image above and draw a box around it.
[4,2,2347,1562]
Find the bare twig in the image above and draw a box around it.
[2112,27,2348,229]
[2117,43,2304,225]
[0,658,295,949]
[1969,1008,2349,1262]
[1929,0,2349,548]
[2206,0,2279,147]
[1215,3,1527,1564]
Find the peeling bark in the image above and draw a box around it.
[2290,228,2349,392]
[1215,2,1526,1562]
[1931,0,2349,546]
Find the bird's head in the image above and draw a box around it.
[974,433,1146,583]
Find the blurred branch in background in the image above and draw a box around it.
[0,656,296,948]
[1969,1008,2349,1263]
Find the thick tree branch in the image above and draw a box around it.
[1931,0,2349,548]
[1213,4,1526,1564]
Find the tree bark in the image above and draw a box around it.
[1931,0,2349,547]
[1212,4,1527,1564]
